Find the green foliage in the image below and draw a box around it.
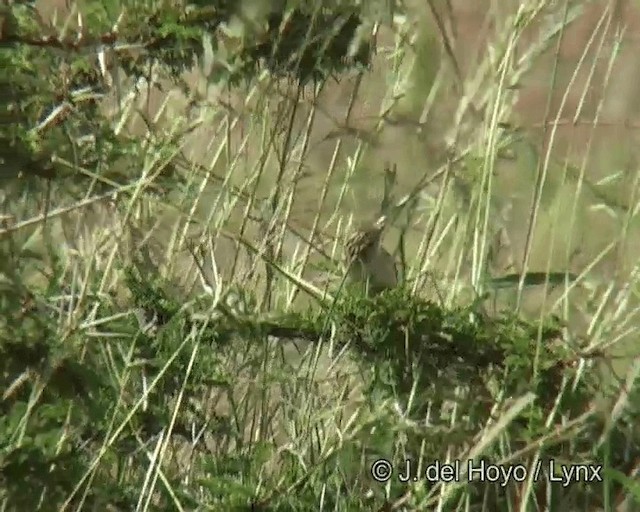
[0,240,637,509]
[0,0,371,206]
[1,244,639,510]
[331,288,604,459]
[243,7,372,85]
[333,287,568,405]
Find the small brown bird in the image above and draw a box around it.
[345,215,397,295]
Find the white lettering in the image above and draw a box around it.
[547,460,604,486]
[425,460,460,482]
[467,459,484,480]
[466,461,528,486]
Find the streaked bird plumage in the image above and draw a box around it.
[345,215,397,295]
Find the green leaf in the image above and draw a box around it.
[486,272,578,290]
